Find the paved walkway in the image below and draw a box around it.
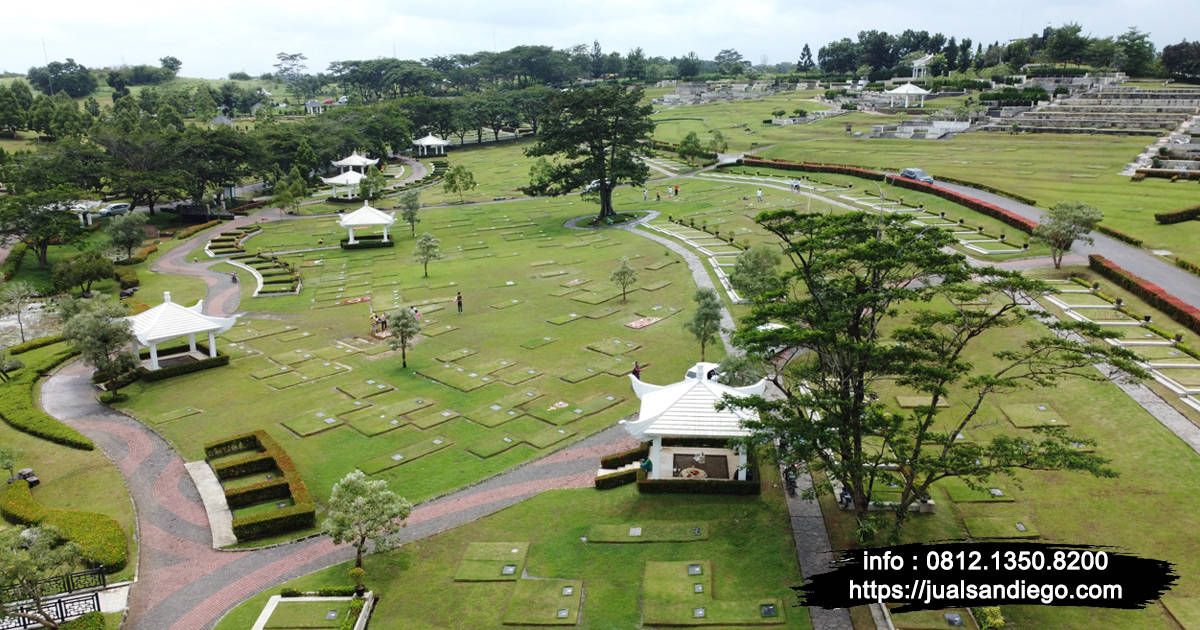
[39,357,638,629]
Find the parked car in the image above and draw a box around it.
[899,168,933,183]
[97,203,132,216]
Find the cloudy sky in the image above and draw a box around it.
[5,0,1194,78]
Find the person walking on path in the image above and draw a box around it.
[756,188,763,202]
[673,184,679,197]
[643,189,647,201]
[456,291,463,313]
[632,361,642,380]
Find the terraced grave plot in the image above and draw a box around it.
[346,412,408,437]
[335,378,396,398]
[220,343,260,360]
[464,400,527,428]
[548,287,578,297]
[418,363,501,392]
[262,600,351,629]
[292,360,347,380]
[241,358,292,380]
[313,345,359,360]
[968,241,1024,252]
[636,305,682,319]
[152,407,203,425]
[895,395,951,409]
[503,416,575,448]
[586,338,642,356]
[489,299,523,310]
[359,435,454,475]
[524,393,623,425]
[1056,293,1114,307]
[586,306,621,319]
[424,324,460,337]
[1107,327,1168,341]
[408,407,461,430]
[587,522,709,543]
[1157,367,1200,388]
[529,260,556,267]
[547,312,584,325]
[502,578,584,626]
[645,259,679,271]
[466,432,524,458]
[1078,309,1139,322]
[341,396,434,425]
[460,357,520,375]
[277,329,317,343]
[560,278,591,288]
[435,348,478,362]
[536,269,569,279]
[964,516,1040,539]
[939,478,1015,503]
[223,323,297,343]
[1001,403,1069,428]
[641,561,784,626]
[642,280,673,292]
[269,350,316,365]
[520,337,557,350]
[282,410,344,436]
[264,369,307,388]
[454,542,530,582]
[570,290,616,305]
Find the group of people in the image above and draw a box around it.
[368,291,463,336]
[643,185,680,202]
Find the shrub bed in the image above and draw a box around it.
[1154,203,1200,225]
[926,174,1038,206]
[114,245,158,266]
[114,267,139,289]
[60,612,107,629]
[10,335,65,354]
[138,353,229,382]
[1089,255,1200,335]
[635,468,760,495]
[176,220,221,240]
[2,241,28,280]
[1095,224,1143,247]
[595,468,639,489]
[1174,256,1200,278]
[340,237,395,250]
[224,478,291,508]
[204,430,316,541]
[599,443,650,468]
[1,481,128,571]
[0,342,91,449]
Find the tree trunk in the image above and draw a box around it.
[36,242,50,268]
[355,541,364,568]
[401,345,407,368]
[423,262,429,277]
[598,189,615,219]
[16,308,24,342]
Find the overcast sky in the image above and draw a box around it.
[5,0,1195,79]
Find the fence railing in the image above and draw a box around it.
[0,568,106,604]
[0,592,100,629]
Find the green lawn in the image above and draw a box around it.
[263,600,350,629]
[213,483,810,630]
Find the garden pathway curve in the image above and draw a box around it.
[39,360,640,629]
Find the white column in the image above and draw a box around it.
[188,334,197,353]
[150,344,160,371]
[382,225,389,243]
[736,447,748,481]
[348,227,357,244]
[208,332,217,358]
[649,436,662,480]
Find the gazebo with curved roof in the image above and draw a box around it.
[337,203,396,244]
[886,82,930,108]
[321,170,366,200]
[125,292,237,370]
[622,361,765,480]
[413,134,449,156]
[332,151,379,172]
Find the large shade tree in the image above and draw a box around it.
[0,526,81,629]
[0,188,84,268]
[522,84,655,219]
[725,211,1144,541]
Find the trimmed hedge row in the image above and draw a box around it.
[740,159,1039,234]
[1089,255,1200,335]
[139,353,229,382]
[114,245,158,266]
[230,200,268,214]
[224,478,291,508]
[1175,256,1200,278]
[599,443,650,469]
[340,238,395,250]
[1,480,128,571]
[114,267,139,289]
[2,241,27,280]
[0,342,92,450]
[635,468,760,495]
[595,469,639,489]
[204,430,316,541]
[10,334,65,354]
[1095,224,1143,247]
[176,220,222,240]
[1154,203,1200,225]
[61,612,107,629]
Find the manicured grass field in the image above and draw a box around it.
[213,483,809,630]
[116,193,721,508]
[263,600,349,629]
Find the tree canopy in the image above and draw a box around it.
[323,470,413,568]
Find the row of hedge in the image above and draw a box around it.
[114,244,158,266]
[340,237,395,250]
[1095,224,1144,247]
[176,220,222,240]
[0,341,92,450]
[230,200,268,214]
[204,430,316,541]
[1088,255,1200,335]
[0,480,128,571]
[2,241,27,280]
[1153,203,1200,225]
[139,352,229,382]
[10,334,65,354]
[635,467,761,495]
[114,267,139,289]
[61,612,107,629]
[1175,256,1200,278]
[739,159,1039,234]
[1135,168,1200,182]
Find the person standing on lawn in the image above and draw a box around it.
[456,291,463,314]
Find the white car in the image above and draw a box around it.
[98,203,132,216]
[899,168,933,184]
